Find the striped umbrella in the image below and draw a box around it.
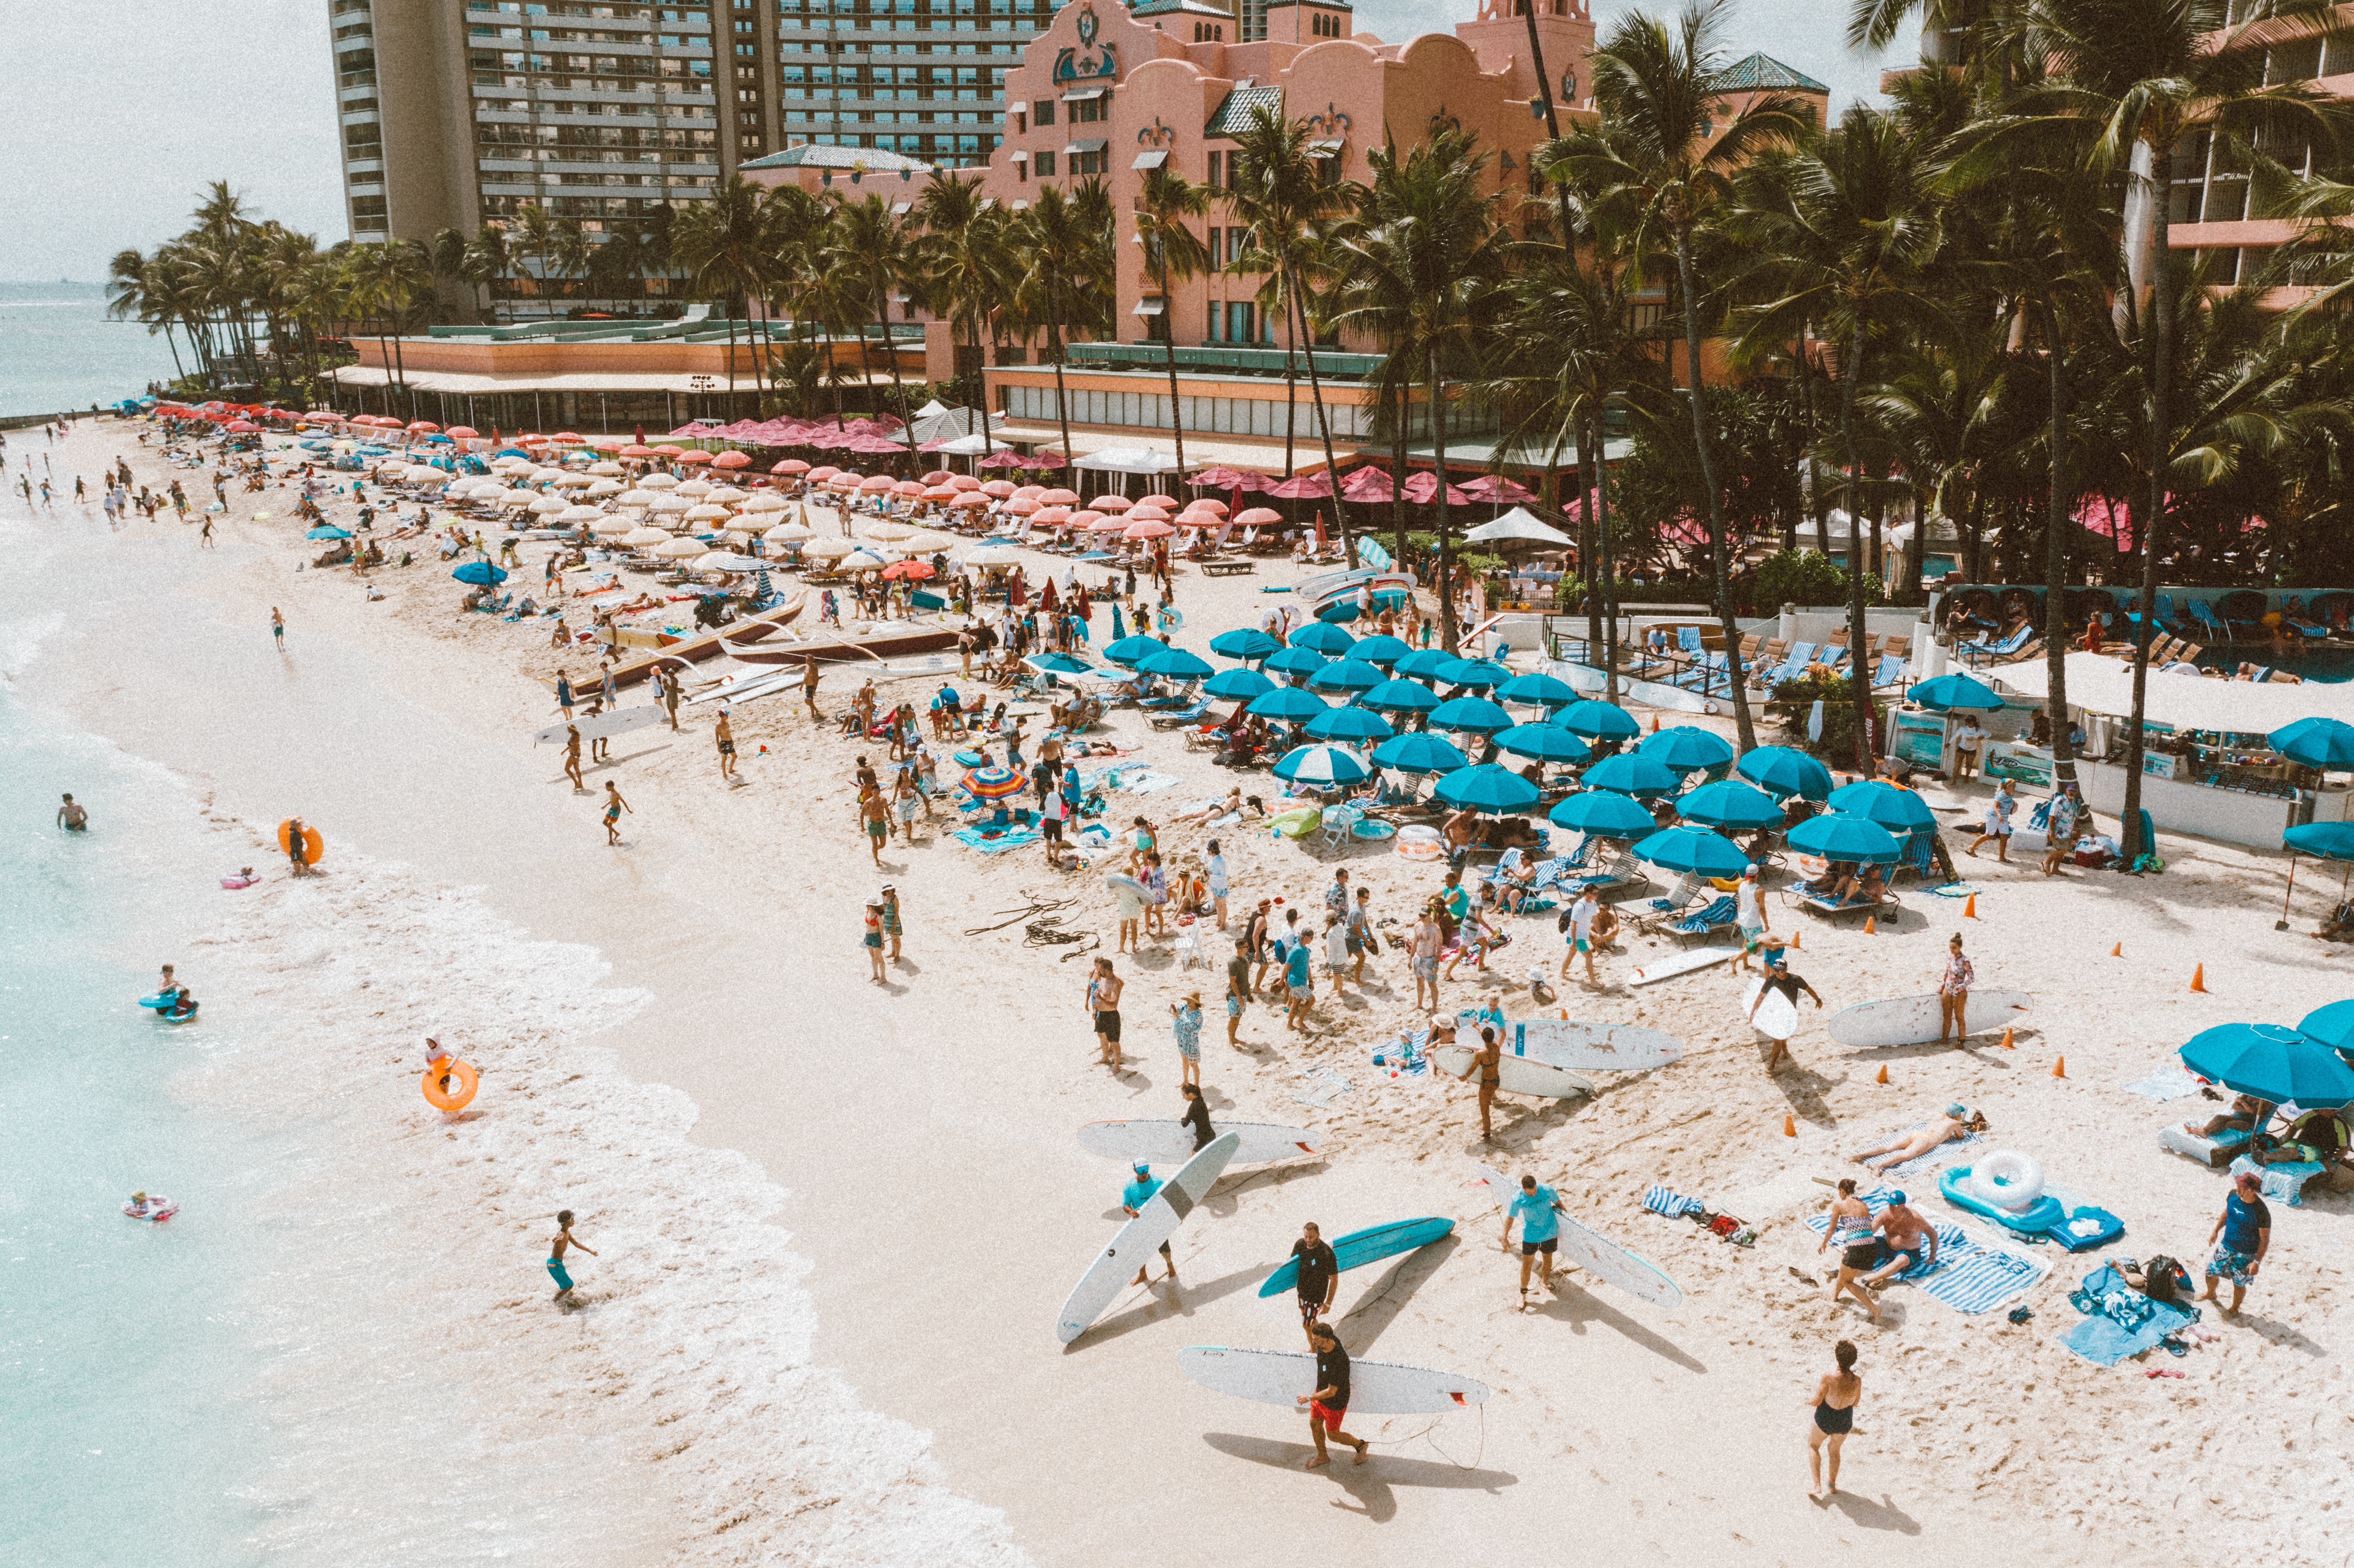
[1273,744,1373,787]
[963,765,1028,800]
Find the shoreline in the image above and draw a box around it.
[10,420,2351,1566]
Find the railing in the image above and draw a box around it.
[1066,341,1384,378]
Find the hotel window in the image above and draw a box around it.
[1034,149,1055,175]
[1205,148,1224,189]
[1034,98,1054,126]
[1220,300,1255,342]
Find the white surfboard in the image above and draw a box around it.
[1078,1119,1319,1167]
[1743,975,1800,1040]
[1177,1346,1490,1414]
[1826,990,2035,1048]
[1057,1132,1239,1344]
[1472,1165,1681,1308]
[1463,1014,1684,1071]
[534,705,666,744]
[1431,1044,1594,1099]
[1627,945,1741,986]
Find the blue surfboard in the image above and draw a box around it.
[1257,1215,1454,1298]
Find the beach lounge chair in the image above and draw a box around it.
[1795,887,1897,920]
[2158,1121,2254,1169]
[1961,624,2033,663]
[1637,872,1704,927]
[1769,642,1817,685]
[1662,894,1739,941]
[1146,699,1211,730]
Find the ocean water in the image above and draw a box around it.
[0,695,275,1566]
[0,283,183,419]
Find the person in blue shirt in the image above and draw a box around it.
[2200,1170,2271,1315]
[1283,933,1315,1032]
[1121,1162,1178,1286]
[1503,1172,1567,1303]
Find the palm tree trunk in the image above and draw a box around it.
[1671,232,1755,749]
[1430,343,1455,653]
[1049,276,1074,481]
[1577,433,1600,661]
[1836,323,1874,771]
[1391,374,1410,569]
[1288,266,1349,565]
[1797,317,1830,559]
[1157,255,1187,474]
[2040,300,2077,793]
[879,276,918,463]
[1593,412,1620,706]
[2121,146,2174,863]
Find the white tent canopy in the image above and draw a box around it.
[933,430,1012,456]
[1463,507,1573,547]
[1074,446,1181,474]
[1990,651,2354,731]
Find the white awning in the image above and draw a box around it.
[1132,297,1167,316]
[1061,86,1108,101]
[1065,138,1107,154]
[1005,101,1029,116]
[1989,651,2354,729]
[1009,148,1029,162]
[1463,507,1573,547]
[1132,149,1169,169]
[1307,138,1343,155]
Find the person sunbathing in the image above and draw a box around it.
[2182,1094,2269,1140]
[2254,1105,2349,1167]
[1805,860,1855,897]
[1173,788,1246,826]
[1849,1103,1987,1174]
[1831,863,1886,905]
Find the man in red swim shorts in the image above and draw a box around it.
[1297,1322,1367,1469]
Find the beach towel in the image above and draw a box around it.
[2120,1066,2203,1103]
[952,825,1042,854]
[2230,1152,2324,1207]
[1292,1066,1354,1109]
[1805,1190,2049,1314]
[2059,1264,2198,1367]
[1525,855,1578,893]
[1852,1121,1983,1179]
[1376,1029,1430,1078]
[1643,1185,1706,1219]
[1119,770,1183,794]
[1926,882,1980,899]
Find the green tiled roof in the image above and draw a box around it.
[1205,84,1284,138]
[1713,53,1828,93]
[1131,0,1237,16]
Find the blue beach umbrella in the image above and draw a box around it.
[451,561,507,585]
[1392,648,1454,680]
[1676,778,1785,831]
[1737,745,1836,801]
[1210,627,1281,662]
[1305,705,1395,744]
[1248,687,1330,723]
[2280,820,2354,932]
[2295,999,2354,1058]
[1909,672,2005,712]
[1495,723,1591,764]
[1290,621,1356,655]
[1363,678,1441,713]
[1495,671,1577,709]
[1429,696,1515,735]
[1077,550,1115,564]
[1549,789,1657,838]
[1581,752,1680,798]
[1204,666,1276,701]
[1140,646,1215,679]
[1436,656,1510,689]
[1633,824,1749,879]
[1274,744,1372,787]
[2181,1022,2354,1108]
[1433,764,1542,814]
[1308,658,1386,693]
[1787,811,1902,863]
[2271,717,2354,771]
[305,524,353,540]
[1639,724,1737,773]
[1827,778,1937,831]
[1372,732,1468,775]
[1558,699,1640,740]
[1023,651,1095,676]
[1102,634,1163,668]
[1265,645,1332,677]
[1348,633,1411,667]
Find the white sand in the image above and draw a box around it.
[13,421,2351,1566]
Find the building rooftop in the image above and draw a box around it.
[1130,0,1240,17]
[740,144,936,175]
[1205,84,1286,138]
[1713,52,1829,94]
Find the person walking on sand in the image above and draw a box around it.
[715,711,738,783]
[802,657,824,722]
[199,514,214,547]
[1088,958,1125,1069]
[270,607,285,651]
[1121,1162,1179,1286]
[1205,839,1229,929]
[1967,777,2016,861]
[602,781,632,845]
[1817,1178,1883,1325]
[879,884,903,962]
[1283,928,1315,1032]
[1748,955,1821,1073]
[1807,1340,1862,1497]
[858,786,889,867]
[1456,1024,1502,1141]
[1347,885,1376,986]
[1937,933,1974,1043]
[2199,1170,2271,1316]
[1503,1172,1566,1306]
[1411,903,1442,1013]
[1732,866,1767,974]
[57,793,88,832]
[661,666,682,732]
[1289,1221,1339,1327]
[1298,1321,1367,1469]
[1225,937,1252,1047]
[862,900,887,981]
[284,815,312,878]
[547,1209,598,1305]
[563,726,585,792]
[1180,1081,1216,1152]
[1560,887,1602,987]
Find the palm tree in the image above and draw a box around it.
[1133,167,1214,473]
[348,240,435,419]
[1333,127,1508,651]
[465,225,512,320]
[1015,184,1095,475]
[826,191,920,459]
[913,174,1009,434]
[670,177,776,396]
[511,202,561,318]
[1560,0,1816,751]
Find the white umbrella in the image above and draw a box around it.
[616,489,658,508]
[585,479,624,497]
[1073,446,1180,474]
[557,504,605,524]
[650,494,691,514]
[765,521,813,542]
[739,492,787,514]
[694,551,767,572]
[865,519,918,541]
[961,544,1023,567]
[401,463,442,483]
[496,488,536,507]
[551,471,594,488]
[591,516,637,537]
[685,502,732,522]
[1462,507,1573,547]
[704,485,749,504]
[904,530,961,552]
[673,478,714,498]
[623,526,674,547]
[802,537,855,559]
[638,471,680,490]
[528,495,570,516]
[588,460,626,476]
[530,466,568,483]
[652,536,708,559]
[841,550,886,572]
[933,431,1011,457]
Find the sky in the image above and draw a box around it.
[0,0,1914,283]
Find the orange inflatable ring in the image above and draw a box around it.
[422,1057,479,1112]
[278,820,324,865]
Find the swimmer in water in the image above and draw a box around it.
[58,793,88,831]
[548,1209,597,1304]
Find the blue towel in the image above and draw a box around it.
[2058,1314,2160,1368]
[2231,1153,2323,1207]
[2058,1265,2197,1366]
[953,826,1042,854]
[1643,1185,1705,1218]
[1526,855,1578,892]
[1805,1189,2049,1315]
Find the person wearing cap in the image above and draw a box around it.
[878,884,903,963]
[1121,1161,1178,1287]
[1850,1103,1988,1173]
[2200,1171,2271,1314]
[1731,865,1768,974]
[1747,955,1821,1073]
[1859,1190,1938,1288]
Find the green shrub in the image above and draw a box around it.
[1769,672,1885,765]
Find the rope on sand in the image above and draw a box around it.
[963,889,1076,936]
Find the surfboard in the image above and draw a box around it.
[1430,1044,1594,1099]
[1627,945,1742,986]
[1176,1346,1490,1414]
[1743,975,1799,1040]
[1826,990,2035,1048]
[1463,1014,1684,1072]
[1056,1131,1239,1344]
[275,820,322,865]
[1103,872,1148,897]
[1472,1165,1682,1308]
[534,705,667,744]
[1256,1216,1454,1298]
[1078,1120,1319,1167]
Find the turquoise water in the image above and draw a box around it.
[0,283,182,419]
[0,694,272,1566]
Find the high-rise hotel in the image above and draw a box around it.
[330,0,1057,249]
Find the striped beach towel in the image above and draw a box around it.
[1643,1185,1705,1219]
[1806,1190,2049,1315]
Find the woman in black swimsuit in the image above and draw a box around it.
[1807,1340,1862,1496]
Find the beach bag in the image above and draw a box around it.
[2141,1255,2191,1305]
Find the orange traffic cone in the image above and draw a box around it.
[1783,1113,1797,1137]
[1997,1025,2016,1050]
[1963,893,1977,918]
[1874,1063,1889,1085]
[2051,1055,2067,1078]
[1650,713,1661,733]
[2109,942,2122,958]
[2190,964,2209,993]
[1791,929,1803,949]
[1864,915,1877,935]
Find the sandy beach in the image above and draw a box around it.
[10,418,2351,1567]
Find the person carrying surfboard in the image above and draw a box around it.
[1120,1163,1179,1287]
[1747,957,1821,1074]
[1298,1323,1367,1469]
[1502,1173,1567,1304]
